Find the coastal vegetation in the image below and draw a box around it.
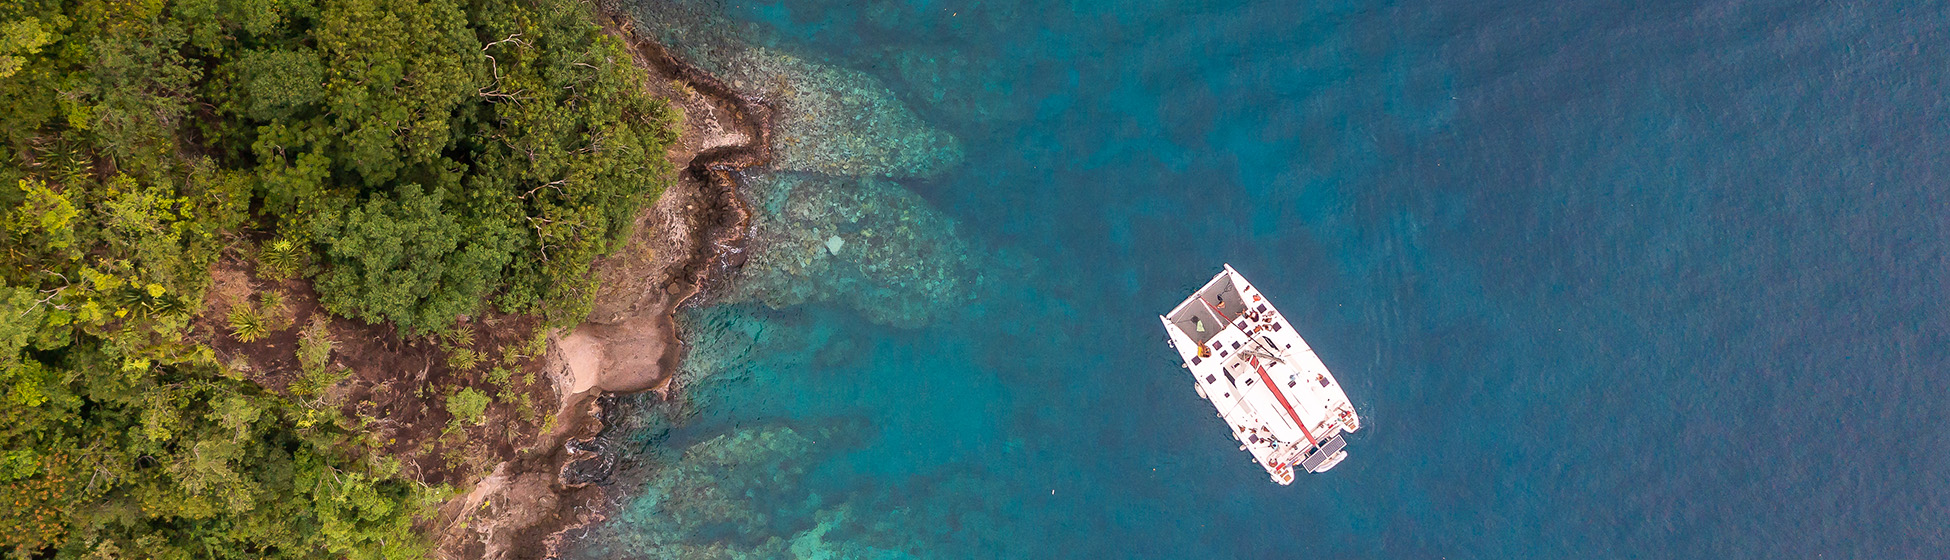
[0,0,676,556]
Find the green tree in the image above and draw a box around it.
[0,0,679,555]
[0,16,54,79]
[312,184,518,334]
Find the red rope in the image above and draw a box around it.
[1250,354,1316,447]
[1203,285,1317,460]
[1197,294,1231,324]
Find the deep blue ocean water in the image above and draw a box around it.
[575,0,1950,557]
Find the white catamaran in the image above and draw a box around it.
[1160,265,1362,484]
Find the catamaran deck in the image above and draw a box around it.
[1161,265,1361,483]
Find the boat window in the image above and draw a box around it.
[1205,374,1216,383]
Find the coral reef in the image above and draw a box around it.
[627,427,814,546]
[572,425,916,560]
[724,172,981,328]
[667,303,836,388]
[786,507,915,560]
[741,51,964,178]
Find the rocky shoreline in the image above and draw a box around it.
[440,1,994,555]
[430,12,773,560]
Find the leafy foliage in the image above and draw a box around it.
[296,317,334,376]
[312,184,518,333]
[257,0,677,335]
[259,289,289,326]
[0,0,678,556]
[447,323,476,348]
[446,347,479,372]
[258,237,304,280]
[227,303,268,342]
[293,317,348,397]
[447,387,490,428]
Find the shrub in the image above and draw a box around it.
[297,318,333,373]
[447,388,490,427]
[446,323,475,348]
[228,305,268,342]
[0,0,677,554]
[293,318,344,396]
[259,290,289,327]
[258,238,304,280]
[445,348,478,372]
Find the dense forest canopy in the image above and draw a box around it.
[0,0,675,555]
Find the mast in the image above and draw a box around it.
[1249,354,1316,447]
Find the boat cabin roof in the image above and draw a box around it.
[1163,269,1249,346]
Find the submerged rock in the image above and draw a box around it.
[786,506,915,560]
[725,172,979,328]
[728,48,964,178]
[571,425,917,560]
[582,426,813,558]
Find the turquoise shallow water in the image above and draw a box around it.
[571,0,1950,557]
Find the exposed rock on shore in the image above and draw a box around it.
[431,14,768,560]
[521,2,1026,557]
[620,0,964,179]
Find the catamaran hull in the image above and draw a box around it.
[1160,265,1363,484]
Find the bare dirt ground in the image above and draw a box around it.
[197,251,561,490]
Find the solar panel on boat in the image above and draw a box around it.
[1299,435,1347,472]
